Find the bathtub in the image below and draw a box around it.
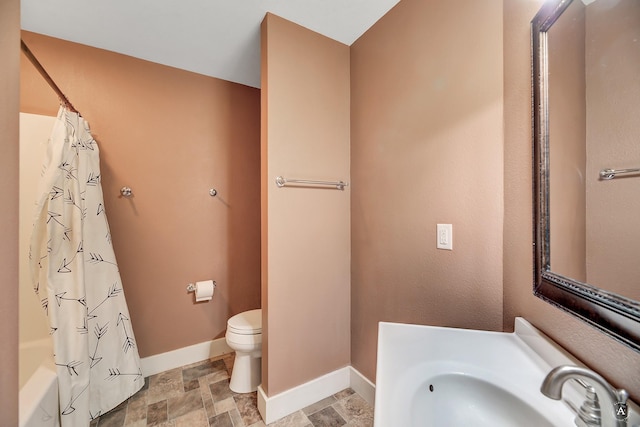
[19,338,59,427]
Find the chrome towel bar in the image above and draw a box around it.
[599,167,640,180]
[275,176,348,191]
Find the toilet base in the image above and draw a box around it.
[229,350,262,393]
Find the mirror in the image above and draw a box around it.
[532,0,640,352]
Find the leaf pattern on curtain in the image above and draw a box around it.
[29,107,143,425]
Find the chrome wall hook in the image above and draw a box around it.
[120,187,133,197]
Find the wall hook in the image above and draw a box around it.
[120,187,133,197]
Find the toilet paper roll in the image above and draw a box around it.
[194,280,215,302]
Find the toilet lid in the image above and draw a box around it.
[227,309,262,334]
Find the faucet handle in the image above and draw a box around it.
[615,390,630,424]
[618,389,630,405]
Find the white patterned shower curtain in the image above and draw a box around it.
[29,107,143,425]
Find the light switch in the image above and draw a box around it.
[437,224,453,250]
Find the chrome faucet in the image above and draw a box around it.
[541,365,629,427]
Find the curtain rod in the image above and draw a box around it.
[20,39,79,114]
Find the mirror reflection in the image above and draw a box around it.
[547,0,640,302]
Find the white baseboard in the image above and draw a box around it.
[140,337,232,377]
[257,366,376,425]
[349,366,376,407]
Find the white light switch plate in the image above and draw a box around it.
[437,224,453,250]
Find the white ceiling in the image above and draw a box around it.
[21,0,400,88]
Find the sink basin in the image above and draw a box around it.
[411,371,558,426]
[374,318,581,427]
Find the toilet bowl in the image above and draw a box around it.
[225,308,262,393]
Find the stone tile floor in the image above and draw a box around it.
[91,353,374,426]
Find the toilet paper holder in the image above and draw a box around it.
[186,281,216,293]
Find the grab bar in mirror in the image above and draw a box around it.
[599,168,640,180]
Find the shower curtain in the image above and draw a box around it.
[29,107,143,425]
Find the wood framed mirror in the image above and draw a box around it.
[532,0,640,352]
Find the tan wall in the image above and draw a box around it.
[585,0,640,300]
[350,0,505,382]
[0,0,20,423]
[261,13,351,395]
[503,0,640,401]
[548,0,587,281]
[20,32,261,358]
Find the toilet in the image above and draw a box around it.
[225,308,262,393]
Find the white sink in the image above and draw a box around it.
[373,318,636,427]
[411,371,560,426]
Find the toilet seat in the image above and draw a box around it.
[227,309,262,335]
